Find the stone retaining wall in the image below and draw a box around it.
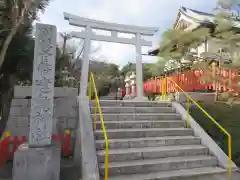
[175,92,215,103]
[5,86,79,140]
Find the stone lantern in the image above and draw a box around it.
[130,72,136,98]
[124,75,131,99]
[68,76,76,87]
[61,66,70,87]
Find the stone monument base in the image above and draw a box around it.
[13,143,60,180]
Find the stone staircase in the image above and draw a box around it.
[99,92,117,100]
[91,100,229,180]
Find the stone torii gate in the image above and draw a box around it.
[64,13,158,100]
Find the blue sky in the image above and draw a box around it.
[38,0,217,66]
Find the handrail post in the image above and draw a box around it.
[104,140,109,180]
[94,99,97,130]
[164,77,167,100]
[228,135,232,179]
[162,77,167,100]
[170,77,233,178]
[90,72,109,180]
[88,80,92,100]
[186,97,190,128]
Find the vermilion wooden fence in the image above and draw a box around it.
[143,68,238,94]
[0,134,71,167]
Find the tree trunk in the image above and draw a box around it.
[0,73,15,137]
[62,36,67,57]
[0,20,22,69]
[0,2,33,70]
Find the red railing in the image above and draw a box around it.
[0,134,72,167]
[143,68,239,94]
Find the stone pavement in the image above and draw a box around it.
[232,171,240,180]
[0,160,239,180]
[0,158,80,180]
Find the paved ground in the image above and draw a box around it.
[232,171,240,180]
[0,158,80,180]
[60,158,80,180]
[0,160,239,180]
[0,161,12,179]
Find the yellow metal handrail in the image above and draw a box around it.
[89,72,109,180]
[169,78,232,178]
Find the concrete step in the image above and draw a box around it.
[99,155,218,176]
[104,167,227,180]
[95,136,202,150]
[92,113,182,121]
[90,100,172,107]
[91,107,175,113]
[100,96,116,99]
[97,145,209,163]
[94,128,193,139]
[95,120,185,129]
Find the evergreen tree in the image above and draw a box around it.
[0,0,51,137]
[157,1,240,103]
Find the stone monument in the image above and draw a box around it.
[12,23,60,180]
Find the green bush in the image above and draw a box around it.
[146,92,160,101]
[189,102,240,166]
